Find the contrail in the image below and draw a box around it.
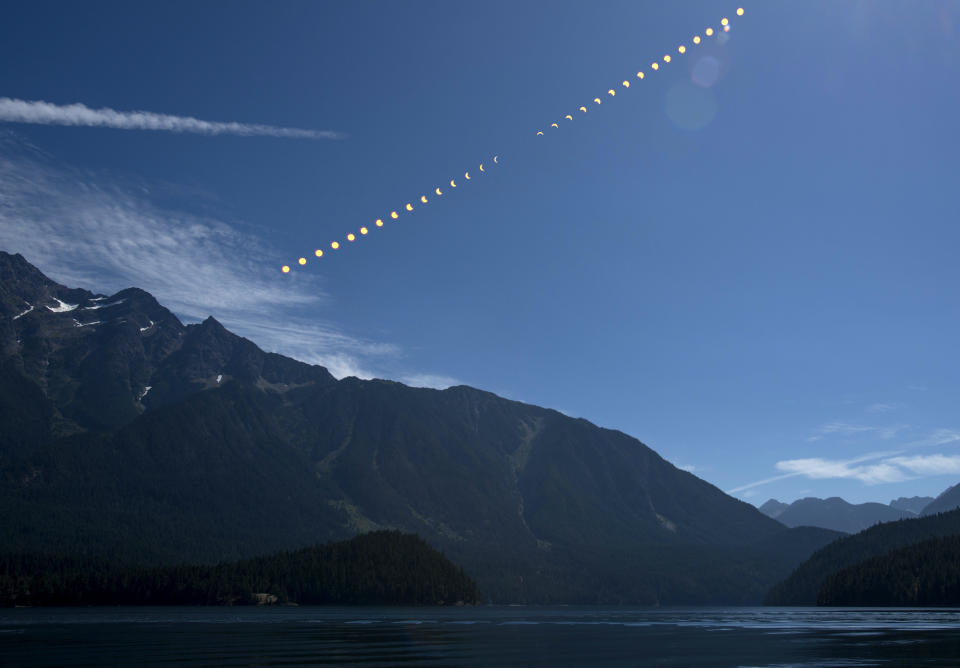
[0,98,343,140]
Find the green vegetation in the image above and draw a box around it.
[818,534,960,606]
[765,509,960,605]
[0,531,480,606]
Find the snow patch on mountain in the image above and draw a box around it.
[47,298,78,313]
[82,299,125,310]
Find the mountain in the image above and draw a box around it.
[921,483,960,516]
[758,499,789,519]
[764,508,960,605]
[889,496,934,515]
[767,497,914,534]
[0,250,841,604]
[817,534,960,606]
[0,531,481,607]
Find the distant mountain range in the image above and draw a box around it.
[890,496,935,515]
[759,497,916,534]
[0,250,842,604]
[758,491,957,534]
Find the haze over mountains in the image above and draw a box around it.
[0,250,846,604]
[759,491,958,535]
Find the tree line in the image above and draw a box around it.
[0,531,481,606]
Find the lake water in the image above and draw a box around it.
[3,606,960,667]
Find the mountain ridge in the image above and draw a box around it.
[1,250,841,604]
[759,496,916,534]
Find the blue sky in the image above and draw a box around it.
[1,1,959,506]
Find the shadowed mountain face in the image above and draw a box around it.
[759,497,915,534]
[0,251,841,604]
[922,483,960,516]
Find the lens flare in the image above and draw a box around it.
[723,25,730,32]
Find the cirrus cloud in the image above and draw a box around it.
[0,97,343,140]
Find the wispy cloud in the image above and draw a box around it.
[807,421,908,442]
[727,471,805,495]
[0,98,343,140]
[887,454,960,477]
[728,432,960,495]
[866,402,900,413]
[775,455,909,485]
[0,139,396,379]
[903,429,960,449]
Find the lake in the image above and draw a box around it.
[3,606,960,666]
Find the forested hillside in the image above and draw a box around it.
[765,509,960,605]
[0,531,480,606]
[818,534,960,606]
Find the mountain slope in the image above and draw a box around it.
[0,250,840,603]
[921,483,960,516]
[759,499,789,519]
[765,508,960,605]
[770,497,913,534]
[817,534,960,606]
[889,496,933,515]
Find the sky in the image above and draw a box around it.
[1,0,959,507]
